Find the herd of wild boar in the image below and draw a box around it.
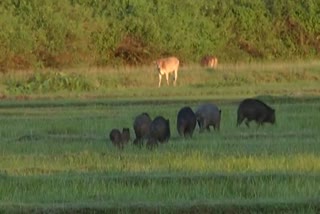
[109,98,276,149]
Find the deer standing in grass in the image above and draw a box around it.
[155,57,180,87]
[200,55,218,69]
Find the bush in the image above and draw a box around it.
[6,71,95,93]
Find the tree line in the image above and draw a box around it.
[0,0,319,71]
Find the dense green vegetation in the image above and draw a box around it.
[0,94,319,212]
[0,0,320,71]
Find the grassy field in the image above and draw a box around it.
[1,60,320,99]
[0,62,319,213]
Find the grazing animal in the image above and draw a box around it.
[133,112,152,147]
[195,103,221,132]
[200,55,218,69]
[177,106,197,138]
[155,57,179,87]
[147,116,170,149]
[237,98,276,127]
[109,129,123,149]
[121,128,130,144]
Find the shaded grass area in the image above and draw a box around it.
[0,173,320,210]
[0,94,319,113]
[2,199,320,214]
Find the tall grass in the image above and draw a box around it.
[1,61,320,98]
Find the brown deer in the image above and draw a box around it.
[200,55,218,69]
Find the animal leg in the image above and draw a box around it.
[257,116,265,127]
[245,120,250,128]
[198,119,205,133]
[147,139,158,150]
[203,119,210,132]
[158,74,162,87]
[237,115,244,127]
[257,123,261,129]
[256,121,264,128]
[215,122,220,131]
[133,138,143,148]
[186,128,193,138]
[173,70,178,86]
[178,126,184,137]
[213,58,218,69]
[166,73,169,85]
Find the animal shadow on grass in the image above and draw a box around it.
[17,134,42,142]
[223,132,315,141]
[204,68,215,73]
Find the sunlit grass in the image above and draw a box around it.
[1,61,320,99]
[2,152,320,176]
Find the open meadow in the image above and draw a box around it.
[0,62,320,213]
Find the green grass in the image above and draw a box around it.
[0,95,319,212]
[0,62,319,212]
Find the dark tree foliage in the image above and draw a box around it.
[0,0,319,71]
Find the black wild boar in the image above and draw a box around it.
[133,112,152,147]
[195,103,221,132]
[121,128,130,144]
[237,98,276,127]
[177,106,197,138]
[147,116,170,149]
[109,129,123,149]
